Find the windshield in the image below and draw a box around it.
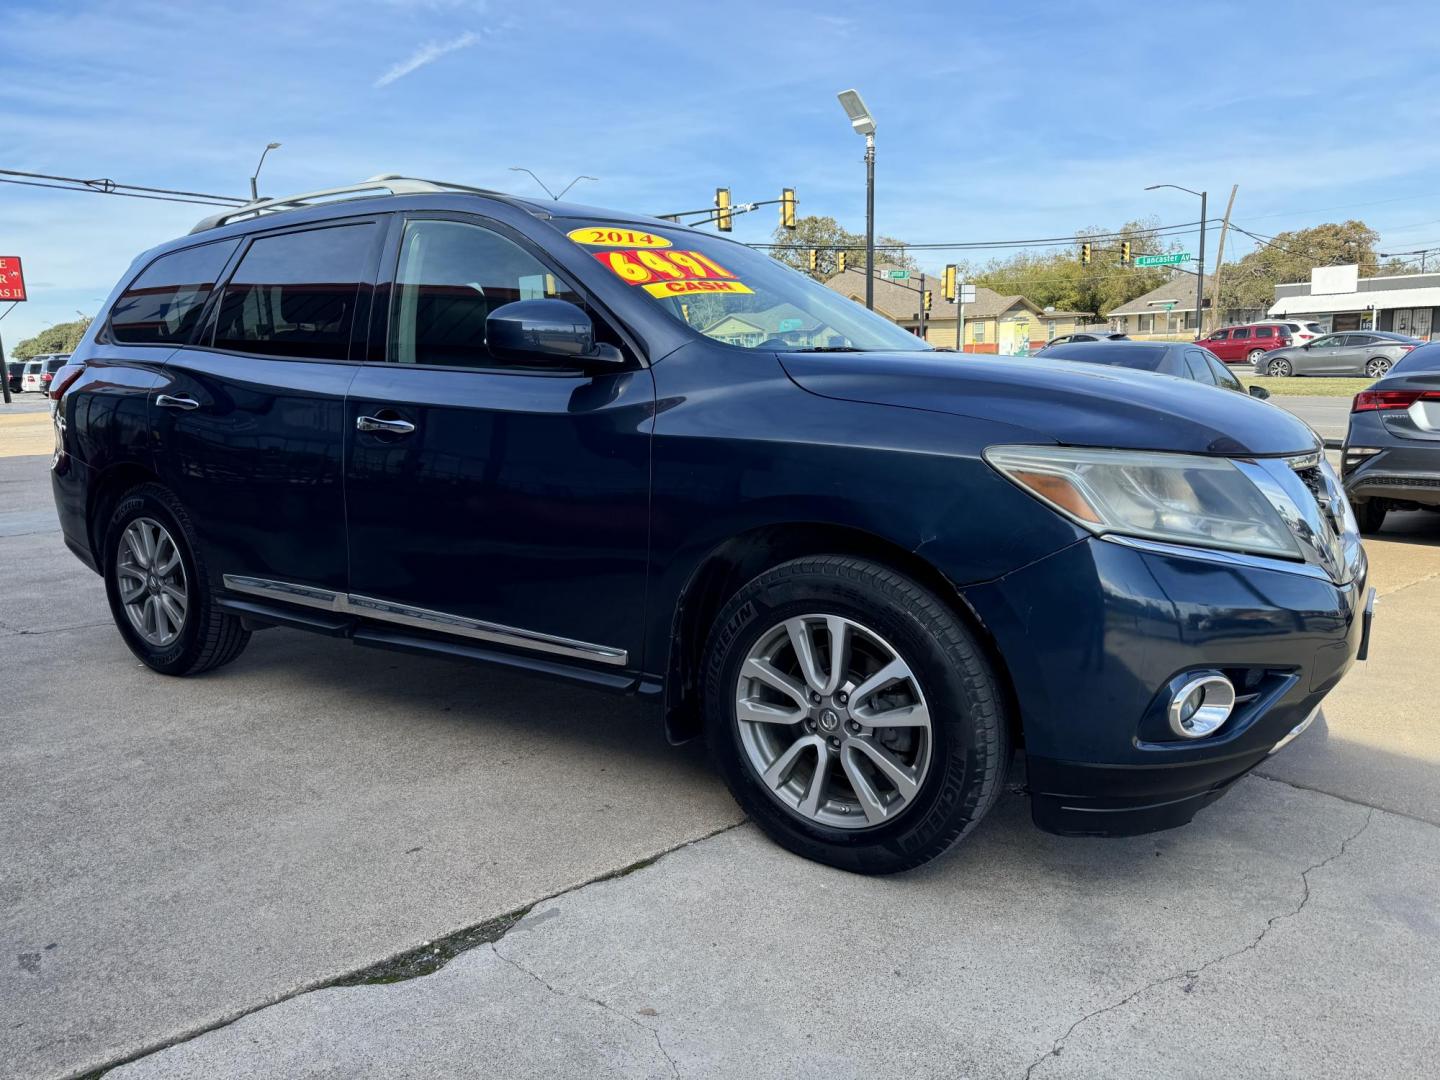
[1039,343,1167,370]
[560,221,930,352]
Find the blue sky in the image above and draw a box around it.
[4,0,1440,350]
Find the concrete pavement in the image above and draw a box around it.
[3,435,1439,1079]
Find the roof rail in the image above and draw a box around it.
[188,174,507,234]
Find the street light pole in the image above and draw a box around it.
[1146,183,1207,339]
[837,89,877,311]
[249,142,281,202]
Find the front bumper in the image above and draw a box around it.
[962,536,1368,837]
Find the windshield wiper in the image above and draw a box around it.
[786,345,866,353]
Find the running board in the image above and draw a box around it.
[221,575,629,667]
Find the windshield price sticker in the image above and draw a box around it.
[593,248,751,296]
[567,227,672,248]
[642,279,753,298]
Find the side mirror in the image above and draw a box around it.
[1248,384,1271,400]
[485,299,624,368]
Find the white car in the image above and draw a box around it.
[1272,320,1325,345]
[21,358,46,393]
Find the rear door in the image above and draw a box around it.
[1252,325,1277,355]
[153,219,383,599]
[343,213,654,670]
[1227,326,1253,361]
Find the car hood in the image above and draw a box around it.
[780,352,1320,456]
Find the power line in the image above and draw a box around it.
[750,219,1219,253]
[0,168,247,208]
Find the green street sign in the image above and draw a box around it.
[1134,252,1192,267]
[886,269,910,280]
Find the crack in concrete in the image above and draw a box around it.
[1021,807,1375,1080]
[0,617,110,637]
[489,941,681,1079]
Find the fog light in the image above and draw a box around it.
[1168,672,1236,739]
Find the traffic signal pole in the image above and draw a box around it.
[1195,189,1207,340]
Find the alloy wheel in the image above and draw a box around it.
[1366,358,1391,378]
[1268,358,1292,377]
[734,614,932,830]
[116,517,189,647]
[1248,349,1264,363]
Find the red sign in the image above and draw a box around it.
[0,256,25,302]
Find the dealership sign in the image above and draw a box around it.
[0,256,26,301]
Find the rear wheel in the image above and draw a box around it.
[704,556,1010,874]
[1267,357,1293,377]
[1355,500,1387,534]
[1247,348,1265,363]
[1365,357,1392,378]
[104,484,250,675]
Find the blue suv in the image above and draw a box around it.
[50,177,1372,873]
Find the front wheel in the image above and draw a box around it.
[704,556,1010,874]
[1365,357,1392,378]
[1355,500,1387,534]
[104,483,250,675]
[1267,357,1293,377]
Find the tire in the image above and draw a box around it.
[1354,499,1387,534]
[704,555,1010,875]
[103,483,250,676]
[1248,349,1265,363]
[1267,357,1293,377]
[1365,357,1392,379]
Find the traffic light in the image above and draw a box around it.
[837,251,847,272]
[1120,241,1131,265]
[807,249,818,272]
[942,264,957,301]
[780,188,797,230]
[923,290,933,312]
[1081,242,1092,265]
[715,187,732,232]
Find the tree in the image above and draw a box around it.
[1219,220,1381,313]
[768,215,916,279]
[11,317,92,360]
[970,217,1179,318]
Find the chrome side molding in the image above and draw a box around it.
[222,575,628,666]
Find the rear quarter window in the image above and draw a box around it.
[108,239,240,345]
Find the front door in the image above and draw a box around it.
[344,215,654,671]
[1298,333,1348,374]
[154,220,381,596]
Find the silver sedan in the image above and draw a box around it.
[1256,330,1421,378]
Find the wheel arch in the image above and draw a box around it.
[661,522,1023,750]
[88,462,163,568]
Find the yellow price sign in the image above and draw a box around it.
[567,226,671,249]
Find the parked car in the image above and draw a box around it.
[1033,339,1272,399]
[1257,331,1420,379]
[37,354,70,395]
[1196,323,1294,364]
[21,358,47,393]
[1273,320,1325,345]
[50,176,1370,874]
[1341,341,1440,533]
[1045,330,1128,347]
[5,360,24,394]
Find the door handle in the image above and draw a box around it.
[356,414,416,435]
[155,394,201,411]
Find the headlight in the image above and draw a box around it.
[984,445,1302,559]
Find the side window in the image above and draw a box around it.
[1209,329,1229,341]
[1232,327,1251,341]
[1348,334,1374,346]
[1183,350,1217,384]
[1255,326,1273,339]
[1205,354,1244,391]
[213,224,376,361]
[388,219,583,368]
[108,240,239,345]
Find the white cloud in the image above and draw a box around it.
[374,30,482,88]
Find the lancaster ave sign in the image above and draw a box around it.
[1133,252,1192,267]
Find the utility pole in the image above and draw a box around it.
[1208,184,1239,337]
[1195,189,1207,341]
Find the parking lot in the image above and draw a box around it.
[3,403,1439,1079]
